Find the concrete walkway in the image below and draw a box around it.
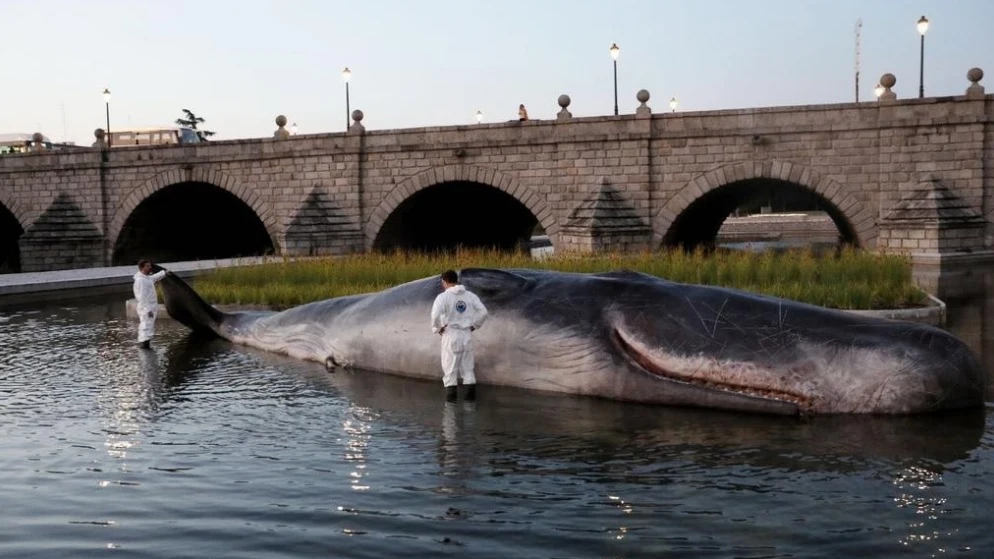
[0,257,267,301]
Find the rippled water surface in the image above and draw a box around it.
[1,296,993,558]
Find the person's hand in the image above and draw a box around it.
[147,311,153,318]
[470,326,475,332]
[438,326,446,335]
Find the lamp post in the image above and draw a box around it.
[609,43,620,115]
[669,97,678,113]
[874,83,884,98]
[917,15,928,98]
[342,67,352,128]
[291,122,298,136]
[475,109,483,124]
[102,88,112,147]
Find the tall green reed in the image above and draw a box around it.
[190,247,926,310]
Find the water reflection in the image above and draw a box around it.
[438,400,479,495]
[100,336,216,431]
[101,350,161,462]
[279,358,984,556]
[230,343,987,474]
[892,464,953,553]
[2,296,993,557]
[922,263,994,400]
[98,340,201,476]
[343,402,373,492]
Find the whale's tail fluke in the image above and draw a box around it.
[152,265,226,339]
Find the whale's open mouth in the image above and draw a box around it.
[613,328,812,410]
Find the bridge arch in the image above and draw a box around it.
[654,161,874,249]
[0,192,29,233]
[0,194,27,273]
[366,164,559,252]
[110,167,279,264]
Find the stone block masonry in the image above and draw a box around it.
[0,69,991,271]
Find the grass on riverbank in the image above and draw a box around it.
[188,247,927,310]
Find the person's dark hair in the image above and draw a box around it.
[137,258,150,270]
[441,269,458,284]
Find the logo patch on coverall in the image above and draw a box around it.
[455,301,467,313]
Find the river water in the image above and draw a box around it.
[1,266,993,558]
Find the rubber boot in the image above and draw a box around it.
[464,384,476,401]
[445,386,458,402]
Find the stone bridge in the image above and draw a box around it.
[0,69,992,272]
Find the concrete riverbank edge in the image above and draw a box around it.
[845,293,947,327]
[125,293,948,327]
[0,258,269,306]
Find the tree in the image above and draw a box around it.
[175,109,216,141]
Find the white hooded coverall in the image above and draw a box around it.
[133,269,167,343]
[431,284,488,388]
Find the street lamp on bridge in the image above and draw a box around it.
[917,15,929,98]
[874,82,884,98]
[102,88,112,147]
[669,97,678,112]
[342,67,352,129]
[609,43,620,115]
[475,109,483,124]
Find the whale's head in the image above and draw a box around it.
[459,268,986,415]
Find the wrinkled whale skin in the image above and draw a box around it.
[154,265,986,416]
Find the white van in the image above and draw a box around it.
[108,127,201,147]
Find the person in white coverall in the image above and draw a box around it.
[133,259,169,349]
[431,269,488,402]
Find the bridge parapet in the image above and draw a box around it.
[0,68,992,271]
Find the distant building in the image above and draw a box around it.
[0,132,51,154]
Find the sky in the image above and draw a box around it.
[2,0,992,145]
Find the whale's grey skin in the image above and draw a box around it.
[155,266,986,415]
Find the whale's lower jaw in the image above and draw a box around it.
[612,328,812,413]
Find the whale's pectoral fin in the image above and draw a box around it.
[458,268,532,298]
[324,352,352,372]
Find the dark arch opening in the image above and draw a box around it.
[373,181,539,253]
[662,178,859,251]
[0,204,23,273]
[112,182,274,265]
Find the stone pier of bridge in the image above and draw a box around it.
[0,69,992,273]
